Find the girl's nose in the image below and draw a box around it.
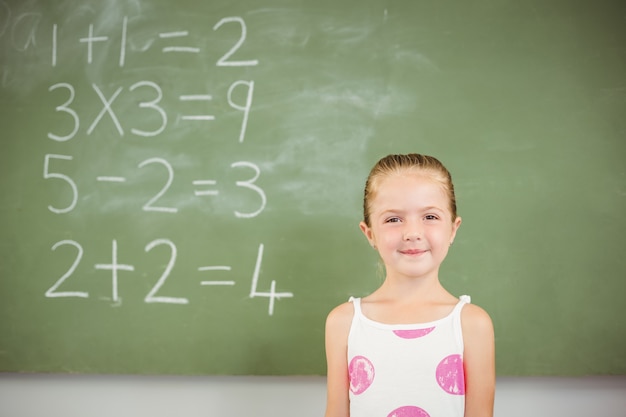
[403,228,422,241]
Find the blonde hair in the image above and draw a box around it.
[362,153,458,226]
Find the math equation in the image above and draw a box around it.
[2,7,295,316]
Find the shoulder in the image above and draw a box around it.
[461,303,494,342]
[461,302,492,323]
[324,302,354,365]
[325,301,354,333]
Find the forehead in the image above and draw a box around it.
[370,172,449,209]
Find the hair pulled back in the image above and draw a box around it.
[362,153,458,226]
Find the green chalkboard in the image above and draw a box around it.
[1,0,625,376]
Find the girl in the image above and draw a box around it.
[324,154,495,417]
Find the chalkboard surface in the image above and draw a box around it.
[1,0,625,376]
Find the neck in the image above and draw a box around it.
[379,271,446,302]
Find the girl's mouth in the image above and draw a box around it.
[400,249,427,255]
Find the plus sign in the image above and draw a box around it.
[95,240,134,303]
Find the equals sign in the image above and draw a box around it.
[198,266,235,286]
[179,94,215,121]
[159,31,200,53]
[193,179,218,196]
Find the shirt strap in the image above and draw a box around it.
[349,296,362,317]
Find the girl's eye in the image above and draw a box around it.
[385,217,401,223]
[424,214,439,221]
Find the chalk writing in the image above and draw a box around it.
[179,94,215,122]
[231,161,266,218]
[144,239,188,305]
[45,240,87,299]
[138,157,178,213]
[199,266,235,286]
[79,23,109,64]
[193,180,219,197]
[45,240,290,315]
[47,83,79,141]
[130,81,167,137]
[46,79,251,139]
[95,240,136,303]
[42,156,268,216]
[250,244,294,316]
[97,176,126,183]
[43,154,77,214]
[159,30,199,54]
[43,14,260,68]
[87,84,124,135]
[34,11,292,315]
[213,16,259,67]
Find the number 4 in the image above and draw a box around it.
[249,244,293,316]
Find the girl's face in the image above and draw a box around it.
[360,172,461,281]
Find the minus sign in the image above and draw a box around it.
[181,115,216,121]
[201,281,236,286]
[97,176,126,182]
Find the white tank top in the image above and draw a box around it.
[347,295,470,417]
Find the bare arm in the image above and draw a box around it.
[324,302,353,417]
[462,304,496,417]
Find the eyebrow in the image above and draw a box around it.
[378,206,446,216]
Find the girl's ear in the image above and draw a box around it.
[359,221,376,248]
[450,216,462,244]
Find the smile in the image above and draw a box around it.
[399,249,427,256]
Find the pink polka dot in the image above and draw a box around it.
[349,355,375,395]
[387,405,431,417]
[393,327,435,339]
[435,354,465,395]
